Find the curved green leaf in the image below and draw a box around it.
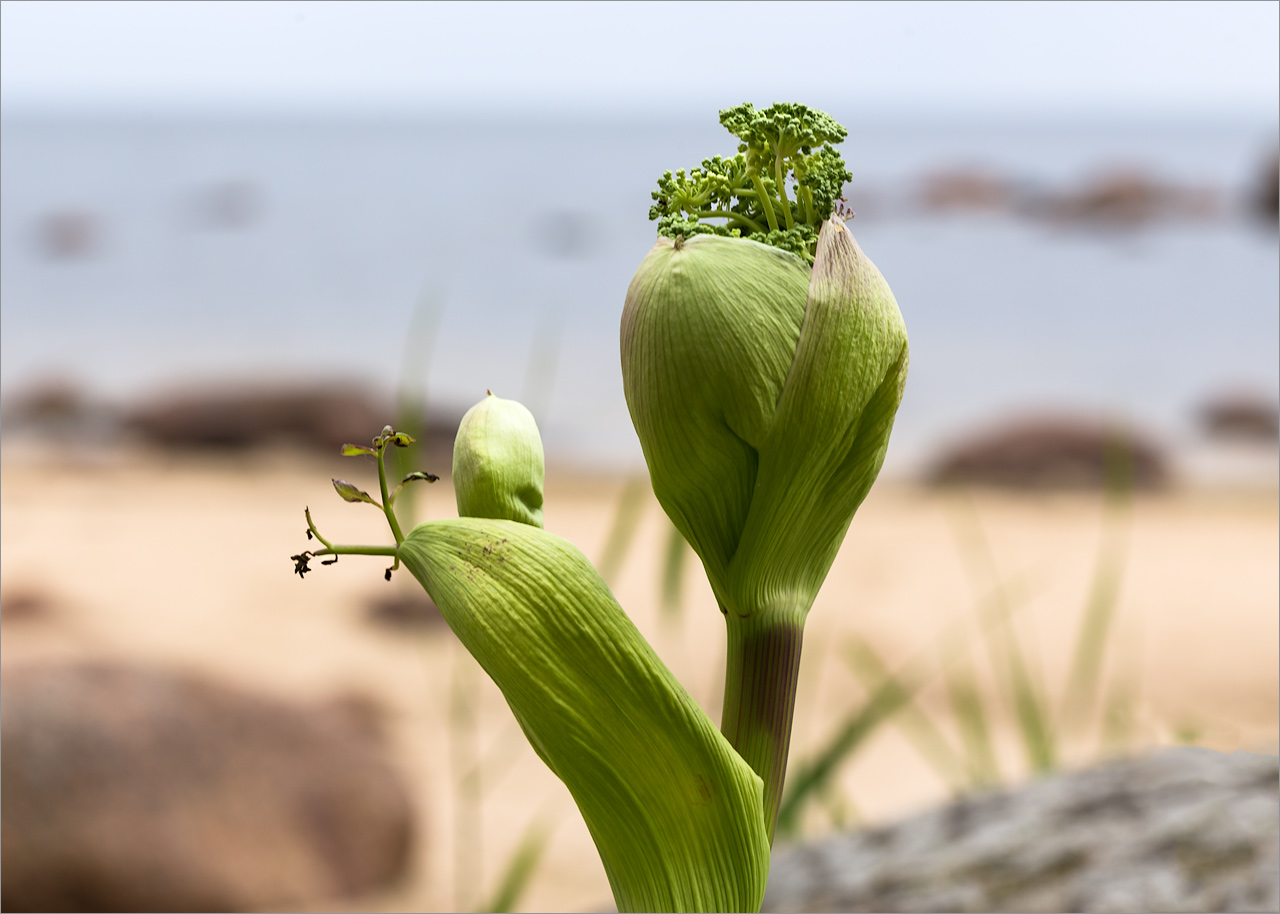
[398,518,770,913]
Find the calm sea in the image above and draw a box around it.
[1,112,1276,469]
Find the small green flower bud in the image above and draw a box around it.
[452,392,545,528]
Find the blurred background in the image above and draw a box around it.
[2,2,1276,912]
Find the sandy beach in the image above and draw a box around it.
[2,446,1276,912]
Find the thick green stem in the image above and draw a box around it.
[720,611,805,842]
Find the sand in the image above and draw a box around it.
[2,446,1276,913]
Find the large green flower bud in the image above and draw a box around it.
[622,219,908,622]
[621,234,809,604]
[452,392,545,528]
[622,218,908,836]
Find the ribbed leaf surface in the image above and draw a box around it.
[621,235,808,603]
[399,518,770,913]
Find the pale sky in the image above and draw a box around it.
[2,0,1278,117]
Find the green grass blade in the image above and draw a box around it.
[1101,617,1146,756]
[775,654,918,837]
[978,581,1056,773]
[481,816,555,914]
[817,781,860,831]
[1061,430,1134,735]
[659,518,688,620]
[595,475,650,586]
[391,281,447,526]
[842,637,966,790]
[938,630,1001,787]
[451,652,482,912]
[950,502,1056,773]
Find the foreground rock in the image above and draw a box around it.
[1,661,415,912]
[764,747,1279,913]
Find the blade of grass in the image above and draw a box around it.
[391,280,447,526]
[595,475,649,586]
[1101,615,1145,756]
[842,636,967,790]
[480,814,556,914]
[659,518,688,620]
[938,628,1001,788]
[461,725,528,797]
[1060,428,1134,736]
[778,572,1038,837]
[775,656,920,837]
[985,584,1057,773]
[950,499,1057,773]
[451,649,482,912]
[818,780,860,831]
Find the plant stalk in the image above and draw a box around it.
[720,610,805,842]
[376,445,406,544]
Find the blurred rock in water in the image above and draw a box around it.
[123,382,459,462]
[1,378,121,443]
[35,210,102,259]
[188,180,263,231]
[1028,168,1221,228]
[917,169,1021,215]
[764,747,1279,914]
[1199,391,1280,444]
[926,415,1169,490]
[1253,150,1279,224]
[1,661,415,912]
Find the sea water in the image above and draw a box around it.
[1,112,1276,469]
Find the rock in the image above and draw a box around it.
[1253,151,1279,224]
[926,416,1169,490]
[1,661,415,912]
[123,382,458,462]
[1031,169,1220,228]
[0,588,56,624]
[918,170,1019,215]
[124,383,386,452]
[37,210,102,259]
[1198,392,1279,444]
[764,747,1279,913]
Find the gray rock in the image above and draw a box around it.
[1,661,415,912]
[764,748,1279,913]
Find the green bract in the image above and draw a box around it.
[622,219,907,622]
[621,218,908,834]
[452,392,545,528]
[398,520,769,913]
[413,391,770,911]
